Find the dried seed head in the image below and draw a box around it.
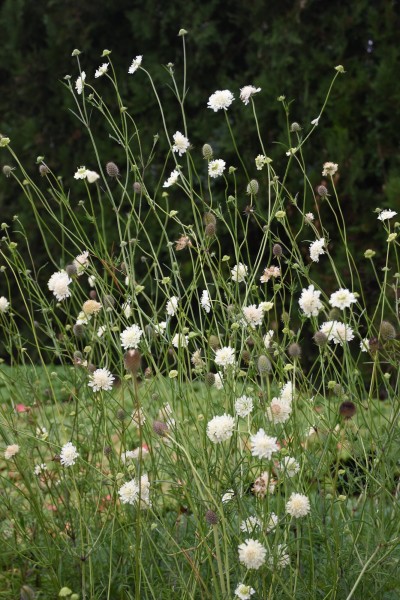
[73,324,85,338]
[175,235,192,251]
[204,212,217,226]
[144,367,153,379]
[246,179,259,195]
[339,401,356,419]
[116,408,127,421]
[202,144,213,160]
[288,342,301,358]
[257,354,272,374]
[106,161,119,177]
[102,294,115,308]
[39,164,50,177]
[379,320,396,341]
[133,181,142,193]
[317,185,328,197]
[208,335,220,350]
[273,243,283,257]
[124,349,142,373]
[205,509,219,525]
[153,420,169,437]
[368,336,380,354]
[313,331,328,346]
[89,289,97,300]
[2,165,13,177]
[205,372,216,387]
[290,122,301,132]
[103,446,112,456]
[205,223,216,237]
[241,350,251,365]
[65,263,77,277]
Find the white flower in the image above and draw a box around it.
[120,324,143,349]
[260,265,280,283]
[266,512,279,532]
[208,159,226,178]
[122,302,133,318]
[329,288,357,310]
[154,321,167,334]
[4,444,19,459]
[88,275,96,287]
[235,395,254,418]
[322,162,338,176]
[34,463,47,475]
[118,473,151,508]
[48,270,72,301]
[75,72,86,95]
[0,296,10,313]
[241,305,263,327]
[305,212,314,223]
[191,349,205,369]
[172,333,188,348]
[166,296,179,316]
[309,238,326,262]
[86,170,100,183]
[240,85,261,105]
[360,338,370,352]
[207,414,235,443]
[280,381,294,403]
[311,116,320,126]
[74,166,88,180]
[377,209,397,221]
[73,250,89,275]
[214,346,235,369]
[235,583,256,600]
[266,397,292,424]
[286,492,310,518]
[128,55,142,74]
[250,429,279,460]
[280,456,300,477]
[299,284,323,317]
[231,263,248,283]
[163,169,179,188]
[269,544,290,569]
[259,301,274,313]
[121,450,137,464]
[238,539,267,570]
[201,290,211,313]
[252,471,276,497]
[207,90,234,111]
[97,325,106,338]
[240,516,262,533]
[214,372,224,389]
[320,320,354,345]
[95,63,109,78]
[255,154,270,170]
[263,330,274,349]
[88,368,115,392]
[172,131,190,156]
[60,442,79,467]
[222,489,235,503]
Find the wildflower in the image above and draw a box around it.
[266,397,292,424]
[128,55,142,74]
[172,131,190,156]
[317,185,329,197]
[235,395,254,418]
[240,516,262,533]
[260,265,280,283]
[222,489,235,503]
[231,263,248,283]
[259,301,274,312]
[48,270,72,301]
[280,456,300,477]
[250,429,279,460]
[286,147,297,156]
[88,275,96,287]
[322,162,338,176]
[120,324,143,349]
[74,166,88,180]
[240,85,261,105]
[208,159,226,178]
[329,288,357,310]
[163,169,179,188]
[255,154,270,170]
[0,296,10,313]
[269,544,290,569]
[299,284,323,317]
[263,330,274,349]
[34,463,47,475]
[360,338,370,352]
[241,304,264,328]
[86,170,100,183]
[205,510,219,525]
[201,289,211,313]
[166,296,179,316]
[175,235,191,250]
[191,349,205,369]
[4,444,19,459]
[75,72,86,95]
[309,238,326,262]
[238,539,267,570]
[320,320,354,345]
[60,442,79,467]
[207,90,234,112]
[82,299,101,315]
[118,473,151,508]
[235,583,256,599]
[311,117,320,126]
[305,212,314,223]
[214,346,235,368]
[97,325,106,338]
[214,372,224,389]
[286,492,310,518]
[95,63,109,78]
[88,368,115,392]
[206,414,235,443]
[377,209,397,221]
[172,333,188,348]
[280,381,294,403]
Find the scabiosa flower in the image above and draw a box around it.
[172,131,190,156]
[235,395,254,418]
[266,397,292,424]
[34,463,47,475]
[250,429,279,460]
[95,63,108,78]
[74,166,88,180]
[120,324,143,349]
[128,55,142,74]
[235,583,256,600]
[208,159,226,178]
[280,456,300,477]
[305,212,315,223]
[269,544,290,569]
[286,492,311,518]
[260,265,280,283]
[48,270,72,301]
[214,372,224,389]
[75,72,86,95]
[377,209,397,221]
[263,330,274,349]
[73,251,89,276]
[207,90,234,111]
[88,368,115,392]
[252,470,276,497]
[0,296,10,313]
[82,299,102,315]
[309,238,326,262]
[259,301,274,313]
[207,414,235,443]
[97,325,106,338]
[163,169,179,188]
[255,154,271,170]
[4,444,19,459]
[329,288,357,310]
[86,170,100,183]
[320,320,354,345]
[280,381,294,403]
[299,284,323,317]
[118,473,151,508]
[238,539,267,570]
[214,346,235,369]
[172,333,188,348]
[240,516,262,533]
[241,305,264,328]
[322,162,338,176]
[360,338,370,352]
[222,489,235,503]
[60,442,79,467]
[240,85,261,105]
[231,263,248,283]
[201,289,211,313]
[166,296,179,316]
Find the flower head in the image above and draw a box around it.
[120,324,143,349]
[75,72,86,95]
[207,90,234,112]
[322,162,338,176]
[238,539,267,570]
[286,492,310,518]
[48,271,72,301]
[235,395,254,418]
[172,333,188,348]
[4,444,19,459]
[208,159,226,178]
[60,442,79,467]
[74,166,88,180]
[240,515,262,534]
[95,63,109,78]
[235,583,256,600]
[263,330,274,349]
[231,263,248,283]
[73,251,90,275]
[128,55,142,74]
[172,131,190,156]
[163,169,179,188]
[266,397,292,424]
[240,85,261,105]
[241,304,264,328]
[118,473,151,508]
[299,284,323,317]
[260,265,280,283]
[201,290,211,313]
[214,346,235,369]
[329,288,357,310]
[309,238,326,262]
[206,414,235,443]
[320,320,354,345]
[250,429,279,460]
[166,296,179,316]
[0,296,10,313]
[88,368,115,392]
[280,456,300,477]
[86,170,100,183]
[377,209,397,221]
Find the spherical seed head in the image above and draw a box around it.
[133,181,142,193]
[246,336,255,348]
[313,331,328,346]
[87,363,97,373]
[329,308,341,321]
[153,420,168,436]
[368,336,380,353]
[205,372,216,387]
[202,144,213,160]
[317,185,328,197]
[205,509,218,525]
[273,243,283,257]
[89,289,97,300]
[144,367,153,379]
[39,164,50,177]
[204,212,217,226]
[106,161,119,177]
[65,263,78,277]
[103,446,112,456]
[124,349,142,373]
[379,320,396,341]
[102,294,115,308]
[208,335,220,350]
[241,350,251,365]
[205,223,216,237]
[257,354,272,374]
[339,401,356,418]
[290,122,301,132]
[116,408,127,421]
[73,324,85,337]
[247,179,259,195]
[281,312,290,326]
[2,165,13,177]
[288,342,301,358]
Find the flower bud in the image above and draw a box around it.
[290,122,301,132]
[246,179,259,195]
[73,324,85,337]
[257,354,271,374]
[2,165,13,177]
[202,144,213,160]
[153,420,168,437]
[208,335,220,350]
[204,212,217,226]
[39,164,50,177]
[133,181,141,193]
[317,185,328,197]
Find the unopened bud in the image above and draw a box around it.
[153,420,168,437]
[339,401,356,419]
[208,335,220,350]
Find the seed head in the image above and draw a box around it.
[368,336,380,354]
[290,122,302,132]
[2,165,14,177]
[205,223,216,237]
[241,350,251,365]
[328,308,341,321]
[257,354,272,374]
[103,446,112,456]
[124,349,142,373]
[89,290,97,300]
[133,181,142,193]
[102,294,115,308]
[333,384,344,396]
[247,179,259,195]
[317,185,328,197]
[205,509,219,525]
[339,401,356,419]
[379,320,396,341]
[116,408,127,421]
[273,243,283,257]
[65,263,77,277]
[39,164,50,177]
[153,420,169,437]
[202,144,213,160]
[246,336,255,348]
[106,161,119,177]
[73,324,85,338]
[288,342,301,358]
[205,372,216,387]
[204,212,217,226]
[313,331,328,346]
[208,335,220,350]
